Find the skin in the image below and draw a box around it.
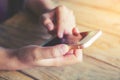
[0,0,83,70]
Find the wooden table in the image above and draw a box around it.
[0,0,120,80]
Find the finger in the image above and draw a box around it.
[42,13,55,31]
[36,49,83,66]
[64,28,73,35]
[57,27,64,38]
[35,53,80,67]
[72,27,80,36]
[56,6,67,38]
[40,44,69,59]
[64,49,74,56]
[74,49,83,62]
[43,17,54,31]
[58,49,82,66]
[36,49,82,67]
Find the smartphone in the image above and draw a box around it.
[41,30,102,49]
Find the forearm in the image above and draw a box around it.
[25,0,59,15]
[0,47,19,70]
[0,47,12,69]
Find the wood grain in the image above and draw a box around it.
[22,55,120,80]
[0,0,120,80]
[60,0,120,37]
[0,71,33,80]
[61,0,120,13]
[60,0,120,67]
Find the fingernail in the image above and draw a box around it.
[73,28,80,36]
[75,28,80,33]
[58,33,63,38]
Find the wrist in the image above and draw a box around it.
[0,47,15,70]
[0,47,26,70]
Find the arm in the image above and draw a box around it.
[0,47,16,70]
[0,45,82,70]
[0,0,83,70]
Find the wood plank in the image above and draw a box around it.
[62,0,120,13]
[22,54,120,80]
[0,71,33,80]
[60,1,120,37]
[6,12,120,80]
[59,0,120,67]
[0,0,120,80]
[76,25,120,68]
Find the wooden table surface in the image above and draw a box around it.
[0,0,120,80]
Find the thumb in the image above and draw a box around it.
[41,44,69,59]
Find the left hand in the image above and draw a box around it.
[5,44,82,70]
[40,5,79,38]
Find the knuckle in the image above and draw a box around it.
[30,46,41,60]
[41,14,49,23]
[33,48,39,55]
[43,19,47,25]
[50,48,55,57]
[41,14,46,20]
[57,5,67,11]
[51,48,58,57]
[43,18,50,25]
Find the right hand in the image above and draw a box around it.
[10,44,82,70]
[40,5,79,38]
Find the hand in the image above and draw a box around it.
[40,5,79,38]
[8,44,82,70]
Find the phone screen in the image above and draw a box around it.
[42,33,85,47]
[42,30,102,48]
